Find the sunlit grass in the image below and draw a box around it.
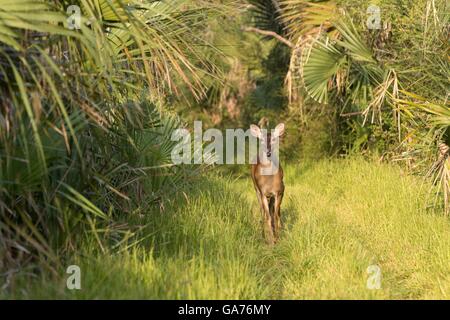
[5,158,450,299]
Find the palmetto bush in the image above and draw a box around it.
[0,0,222,271]
[246,0,449,211]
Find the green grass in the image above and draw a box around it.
[4,158,450,299]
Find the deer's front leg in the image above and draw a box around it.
[254,188,266,240]
[261,195,275,245]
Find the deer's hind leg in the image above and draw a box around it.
[272,192,284,240]
[268,196,276,232]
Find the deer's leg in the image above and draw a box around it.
[273,192,284,240]
[261,195,275,245]
[254,187,266,239]
[254,187,264,214]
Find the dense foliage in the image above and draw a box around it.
[0,0,448,287]
[0,0,224,272]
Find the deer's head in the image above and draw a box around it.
[250,123,285,159]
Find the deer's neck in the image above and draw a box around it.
[257,154,281,167]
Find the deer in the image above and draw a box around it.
[250,123,285,245]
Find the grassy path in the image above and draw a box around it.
[9,158,450,299]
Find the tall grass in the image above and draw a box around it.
[4,159,450,299]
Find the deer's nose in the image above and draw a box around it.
[267,151,271,157]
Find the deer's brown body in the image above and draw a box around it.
[250,123,285,245]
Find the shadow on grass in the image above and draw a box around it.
[134,171,262,260]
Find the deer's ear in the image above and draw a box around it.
[273,123,285,138]
[250,124,262,139]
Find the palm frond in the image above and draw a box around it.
[301,39,345,104]
[279,0,339,39]
[247,0,284,35]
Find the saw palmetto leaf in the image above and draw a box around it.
[0,0,224,269]
[279,0,339,39]
[301,17,382,107]
[397,91,450,128]
[302,39,346,104]
[248,0,284,35]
